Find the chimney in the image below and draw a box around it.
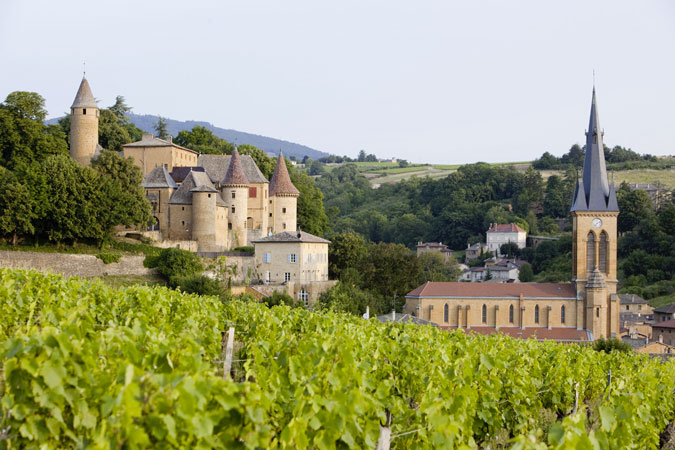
[142,133,154,140]
[166,135,173,143]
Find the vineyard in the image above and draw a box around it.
[1,269,674,449]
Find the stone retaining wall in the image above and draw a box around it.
[0,250,155,278]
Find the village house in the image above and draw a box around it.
[486,223,527,256]
[465,242,488,261]
[405,87,621,341]
[651,320,675,347]
[653,303,675,323]
[416,242,453,263]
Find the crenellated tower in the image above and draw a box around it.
[69,76,99,166]
[570,87,620,339]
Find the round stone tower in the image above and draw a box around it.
[269,153,300,233]
[191,187,218,252]
[222,149,249,248]
[70,76,99,166]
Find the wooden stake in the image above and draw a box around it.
[223,327,235,379]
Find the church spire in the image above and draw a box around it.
[571,87,618,212]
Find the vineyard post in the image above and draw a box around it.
[572,382,580,414]
[223,326,235,380]
[376,410,393,450]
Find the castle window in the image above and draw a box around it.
[288,254,297,263]
[228,223,232,230]
[232,206,235,213]
[232,192,236,199]
[208,194,211,198]
[269,213,273,217]
[509,305,514,323]
[482,304,487,324]
[298,289,309,307]
[283,223,286,230]
[596,308,600,318]
[561,305,566,324]
[444,304,449,323]
[182,207,185,211]
[284,272,291,282]
[263,253,271,263]
[599,232,608,274]
[534,305,540,324]
[83,108,86,115]
[282,207,287,213]
[181,221,185,226]
[249,187,257,198]
[586,232,596,271]
[626,305,629,311]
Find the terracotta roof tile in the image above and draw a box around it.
[652,319,675,329]
[488,223,527,233]
[222,149,249,186]
[406,282,576,299]
[269,153,299,196]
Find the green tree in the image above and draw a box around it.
[617,183,654,233]
[543,175,568,218]
[262,290,300,308]
[308,159,326,176]
[147,248,204,286]
[174,126,233,155]
[154,116,170,140]
[238,145,275,179]
[318,282,379,315]
[288,166,328,236]
[357,150,367,162]
[0,169,36,245]
[519,263,534,282]
[109,95,132,123]
[328,231,367,280]
[418,251,461,281]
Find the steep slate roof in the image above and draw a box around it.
[654,303,675,314]
[142,166,178,189]
[487,223,526,233]
[252,230,330,244]
[123,134,198,154]
[71,77,98,109]
[168,171,225,206]
[571,88,619,212]
[652,318,675,329]
[618,294,649,305]
[170,166,208,184]
[406,282,576,299]
[269,153,300,196]
[198,154,268,184]
[222,149,249,185]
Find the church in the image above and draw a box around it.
[404,88,620,341]
[67,76,300,252]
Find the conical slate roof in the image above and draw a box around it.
[571,88,619,212]
[71,77,98,109]
[222,149,249,186]
[269,153,299,196]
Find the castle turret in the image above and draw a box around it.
[191,184,218,252]
[571,87,619,339]
[269,153,299,233]
[222,149,249,248]
[70,76,99,166]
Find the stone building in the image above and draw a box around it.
[69,76,102,166]
[252,231,336,306]
[486,223,527,256]
[652,320,675,347]
[123,134,199,175]
[416,242,453,263]
[654,303,675,323]
[405,87,620,341]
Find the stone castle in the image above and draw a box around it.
[68,76,299,252]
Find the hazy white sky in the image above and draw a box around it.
[1,0,674,163]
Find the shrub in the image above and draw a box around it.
[593,338,631,354]
[147,248,204,286]
[519,263,534,282]
[97,252,121,264]
[233,246,254,253]
[262,291,300,308]
[177,274,228,300]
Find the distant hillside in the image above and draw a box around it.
[46,113,329,160]
[128,114,328,160]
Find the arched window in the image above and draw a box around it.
[444,304,449,323]
[509,305,514,324]
[599,232,608,274]
[534,305,540,324]
[482,304,487,324]
[561,305,566,324]
[586,232,596,271]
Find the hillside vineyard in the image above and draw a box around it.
[1,268,674,448]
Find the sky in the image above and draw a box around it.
[1,0,674,164]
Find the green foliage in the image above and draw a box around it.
[174,125,234,154]
[148,248,204,286]
[262,290,299,308]
[154,116,170,140]
[318,282,378,315]
[592,337,631,354]
[232,246,254,253]
[0,168,36,244]
[519,263,534,282]
[177,274,228,299]
[617,182,655,233]
[1,268,675,448]
[0,91,68,169]
[327,231,367,279]
[288,163,328,236]
[96,252,121,264]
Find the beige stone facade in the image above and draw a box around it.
[123,134,198,175]
[69,77,100,166]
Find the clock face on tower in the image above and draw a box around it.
[592,218,602,228]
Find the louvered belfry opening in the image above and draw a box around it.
[599,232,608,274]
[586,232,596,271]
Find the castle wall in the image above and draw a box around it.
[123,146,198,176]
[246,183,269,232]
[168,204,192,240]
[271,195,297,233]
[0,251,154,278]
[223,186,248,248]
[70,106,99,166]
[192,192,218,252]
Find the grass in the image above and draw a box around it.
[372,166,429,175]
[538,168,675,190]
[648,294,675,309]
[0,238,161,257]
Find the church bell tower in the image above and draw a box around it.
[570,87,620,339]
